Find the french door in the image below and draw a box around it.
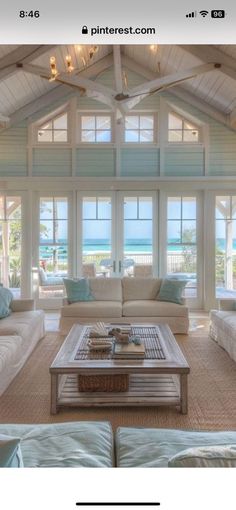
[116,192,157,277]
[0,194,22,297]
[77,191,157,277]
[159,191,203,309]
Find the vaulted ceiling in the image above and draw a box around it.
[0,44,236,130]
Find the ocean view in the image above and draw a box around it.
[39,238,232,260]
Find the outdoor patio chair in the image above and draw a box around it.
[82,263,96,278]
[133,263,153,277]
[38,267,64,292]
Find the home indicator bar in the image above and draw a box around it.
[76,504,161,507]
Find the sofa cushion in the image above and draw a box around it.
[89,278,122,301]
[0,311,45,342]
[43,277,63,286]
[0,422,113,467]
[0,288,13,319]
[157,278,187,305]
[0,434,24,467]
[61,300,122,318]
[63,277,93,303]
[122,300,188,317]
[0,310,45,396]
[122,278,162,301]
[116,427,236,467]
[0,335,23,373]
[211,310,236,339]
[168,445,236,468]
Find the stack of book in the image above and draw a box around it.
[113,341,145,359]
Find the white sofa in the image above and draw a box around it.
[0,299,45,395]
[60,277,189,335]
[210,299,236,362]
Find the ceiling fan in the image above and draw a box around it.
[16,46,222,114]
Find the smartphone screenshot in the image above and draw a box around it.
[0,1,235,509]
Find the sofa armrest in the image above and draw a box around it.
[10,299,35,312]
[218,299,236,311]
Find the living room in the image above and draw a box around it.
[0,42,236,474]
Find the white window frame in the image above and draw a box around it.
[167,110,203,145]
[159,191,203,309]
[122,112,158,146]
[117,191,158,277]
[33,192,73,308]
[77,190,158,278]
[33,109,70,146]
[77,111,114,145]
[0,191,28,298]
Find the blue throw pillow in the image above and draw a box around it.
[63,277,94,304]
[0,287,14,319]
[157,279,187,305]
[0,434,24,467]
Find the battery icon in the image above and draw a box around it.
[211,10,225,18]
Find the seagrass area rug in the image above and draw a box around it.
[0,319,236,430]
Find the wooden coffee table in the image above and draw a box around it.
[50,323,190,415]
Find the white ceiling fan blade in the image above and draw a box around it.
[125,62,220,98]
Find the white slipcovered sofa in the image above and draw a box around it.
[60,277,189,335]
[0,299,45,395]
[210,299,236,362]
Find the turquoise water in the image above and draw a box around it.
[39,238,229,260]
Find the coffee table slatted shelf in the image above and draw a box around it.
[57,373,180,407]
[50,323,189,414]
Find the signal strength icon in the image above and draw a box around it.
[199,10,209,17]
[186,11,197,18]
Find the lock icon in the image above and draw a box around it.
[82,25,88,35]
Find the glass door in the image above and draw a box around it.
[79,194,115,277]
[215,195,236,299]
[117,192,156,277]
[165,193,203,308]
[38,196,69,298]
[0,195,22,298]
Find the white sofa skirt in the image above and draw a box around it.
[0,310,45,396]
[210,310,236,362]
[60,315,189,336]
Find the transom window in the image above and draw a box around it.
[80,115,112,142]
[124,115,154,143]
[37,113,68,143]
[168,112,199,143]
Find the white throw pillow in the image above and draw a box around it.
[0,434,24,467]
[168,445,236,467]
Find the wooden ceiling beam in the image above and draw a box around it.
[0,45,55,82]
[23,62,118,111]
[113,45,123,93]
[9,86,73,127]
[179,45,236,80]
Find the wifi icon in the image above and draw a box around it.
[199,10,209,17]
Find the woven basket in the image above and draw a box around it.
[78,374,129,392]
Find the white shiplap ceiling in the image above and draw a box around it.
[0,44,236,128]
